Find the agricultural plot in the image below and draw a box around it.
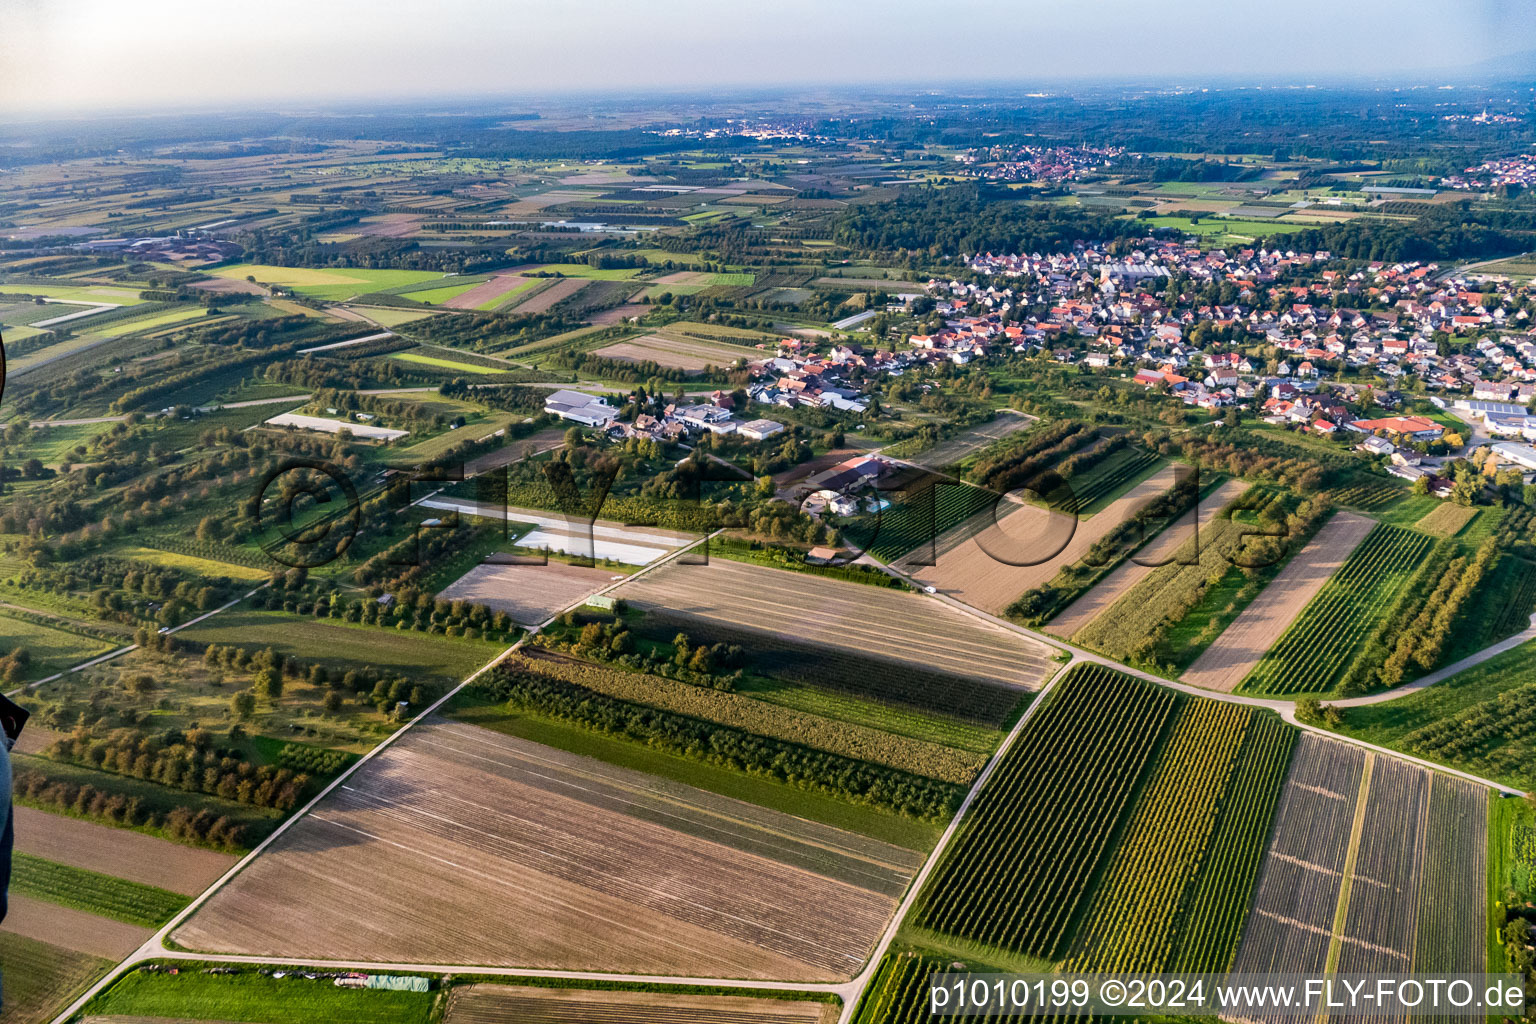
[1072,517,1245,661]
[1231,736,1367,1016]
[1416,502,1479,537]
[508,276,589,312]
[1,894,153,958]
[1240,523,1435,695]
[445,984,832,1024]
[12,805,237,895]
[0,933,110,1024]
[1413,777,1488,973]
[612,557,1054,691]
[911,664,1178,960]
[436,560,616,625]
[0,612,115,681]
[10,853,189,927]
[1048,478,1249,639]
[207,264,444,301]
[904,411,1035,468]
[844,478,999,563]
[76,967,435,1024]
[1064,704,1296,974]
[444,273,535,309]
[1055,445,1162,516]
[175,719,914,981]
[1181,512,1375,692]
[1335,756,1429,978]
[177,608,502,689]
[594,332,751,371]
[899,469,1174,615]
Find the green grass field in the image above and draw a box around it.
[0,933,111,1024]
[81,967,435,1024]
[0,612,115,680]
[14,421,110,463]
[208,264,444,301]
[93,306,213,337]
[178,606,503,687]
[11,853,190,927]
[114,544,270,581]
[389,350,507,375]
[397,281,480,305]
[1140,215,1315,239]
[0,283,149,304]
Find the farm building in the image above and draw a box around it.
[544,389,618,427]
[739,418,786,440]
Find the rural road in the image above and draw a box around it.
[28,415,130,427]
[1329,610,1536,707]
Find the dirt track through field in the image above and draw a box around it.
[898,468,1176,616]
[509,277,588,312]
[1,895,152,958]
[1047,479,1249,639]
[1179,511,1375,692]
[11,806,236,895]
[174,720,907,981]
[613,558,1054,687]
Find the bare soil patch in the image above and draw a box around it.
[446,275,529,310]
[1047,479,1249,638]
[511,277,588,313]
[614,558,1053,687]
[173,720,904,981]
[595,333,746,371]
[899,469,1176,615]
[355,213,422,238]
[11,805,236,895]
[2,895,152,959]
[446,984,832,1024]
[587,302,647,325]
[1179,511,1375,692]
[187,277,265,295]
[437,560,616,625]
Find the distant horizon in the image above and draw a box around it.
[4,0,1535,118]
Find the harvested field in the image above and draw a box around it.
[594,333,747,371]
[1416,502,1479,537]
[1,894,153,959]
[445,274,530,310]
[587,302,647,325]
[188,277,265,295]
[1179,511,1375,692]
[1231,735,1366,1022]
[898,468,1175,615]
[1413,776,1487,973]
[907,411,1036,469]
[445,984,833,1024]
[11,806,236,896]
[509,277,587,312]
[1336,756,1427,979]
[174,720,912,981]
[612,558,1053,688]
[461,427,566,475]
[1048,478,1248,638]
[355,213,422,238]
[0,933,110,1024]
[437,560,616,625]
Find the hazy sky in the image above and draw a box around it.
[3,0,1534,116]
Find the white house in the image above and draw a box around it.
[738,419,786,441]
[544,389,618,427]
